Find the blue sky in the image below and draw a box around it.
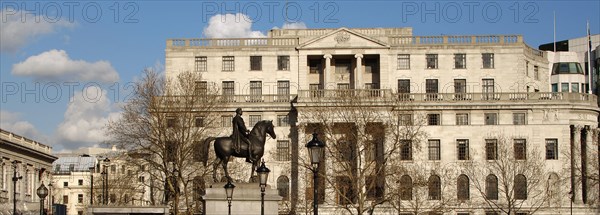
[1,0,599,151]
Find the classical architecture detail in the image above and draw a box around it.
[334,31,350,44]
[165,27,600,214]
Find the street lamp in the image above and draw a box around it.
[256,160,270,215]
[12,160,22,215]
[102,158,110,205]
[305,132,325,215]
[47,182,53,215]
[36,183,48,215]
[223,181,235,215]
[89,167,95,205]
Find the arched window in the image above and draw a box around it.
[400,175,412,200]
[515,174,527,200]
[486,174,498,200]
[457,174,469,200]
[428,175,441,200]
[277,176,290,201]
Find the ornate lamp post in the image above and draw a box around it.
[12,160,22,215]
[36,183,48,215]
[89,167,94,205]
[305,133,325,215]
[223,181,235,215]
[256,160,270,215]
[102,158,110,205]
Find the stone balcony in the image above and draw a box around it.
[296,90,598,107]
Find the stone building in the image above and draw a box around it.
[165,27,599,214]
[0,129,57,214]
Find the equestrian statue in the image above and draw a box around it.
[204,108,276,182]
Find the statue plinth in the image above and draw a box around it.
[202,182,282,215]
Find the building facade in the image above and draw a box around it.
[0,129,57,215]
[165,28,599,214]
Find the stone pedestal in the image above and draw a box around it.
[203,182,282,215]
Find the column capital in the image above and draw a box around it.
[354,54,363,59]
[324,54,332,59]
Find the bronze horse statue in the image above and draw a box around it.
[205,120,276,182]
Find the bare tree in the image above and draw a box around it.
[388,163,459,215]
[106,69,220,215]
[461,134,550,214]
[297,91,427,214]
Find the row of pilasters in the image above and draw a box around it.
[321,54,366,90]
[570,125,597,205]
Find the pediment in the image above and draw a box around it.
[297,28,390,49]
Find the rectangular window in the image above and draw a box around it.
[400,140,412,160]
[78,194,83,203]
[551,84,558,92]
[454,53,466,69]
[277,140,290,161]
[222,81,235,102]
[277,115,289,127]
[336,176,355,205]
[277,56,290,70]
[309,59,322,74]
[277,81,290,102]
[534,66,539,80]
[335,59,351,73]
[484,113,497,125]
[78,179,83,186]
[365,58,379,73]
[426,79,439,100]
[222,56,235,71]
[482,79,495,100]
[546,139,558,160]
[195,56,207,72]
[250,56,262,71]
[561,83,569,92]
[249,81,262,102]
[486,139,498,160]
[513,113,526,125]
[428,139,441,160]
[398,79,410,93]
[426,54,438,69]
[514,139,527,160]
[195,116,204,127]
[399,114,413,126]
[63,195,69,204]
[427,113,440,125]
[454,79,466,94]
[249,115,261,127]
[64,182,68,187]
[525,61,530,77]
[222,81,235,95]
[571,83,579,93]
[195,81,208,95]
[457,139,470,160]
[221,115,230,127]
[456,113,469,125]
[482,53,494,69]
[397,54,410,70]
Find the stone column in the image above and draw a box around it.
[571,125,583,203]
[354,54,363,89]
[583,126,593,203]
[324,54,332,89]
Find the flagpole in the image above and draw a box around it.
[553,11,556,52]
[588,20,593,94]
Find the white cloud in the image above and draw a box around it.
[0,9,73,53]
[56,85,120,149]
[12,49,119,83]
[281,22,307,29]
[203,13,265,38]
[0,110,45,141]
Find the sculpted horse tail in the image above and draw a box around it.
[201,137,216,167]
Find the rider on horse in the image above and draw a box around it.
[232,108,255,163]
